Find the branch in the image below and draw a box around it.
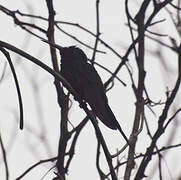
[124,0,149,179]
[91,0,101,63]
[55,25,105,54]
[45,1,69,179]
[65,117,89,173]
[0,5,46,39]
[0,134,9,180]
[164,108,181,130]
[0,5,105,54]
[135,44,181,179]
[0,47,24,129]
[15,157,57,180]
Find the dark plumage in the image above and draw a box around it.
[42,40,129,144]
[59,46,129,144]
[60,46,118,129]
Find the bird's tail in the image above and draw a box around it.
[103,104,130,145]
[101,103,118,130]
[91,100,130,145]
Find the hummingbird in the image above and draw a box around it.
[42,39,129,145]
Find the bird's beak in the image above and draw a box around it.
[42,39,64,51]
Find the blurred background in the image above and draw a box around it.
[0,0,181,179]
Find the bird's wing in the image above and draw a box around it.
[84,63,104,88]
[83,63,108,102]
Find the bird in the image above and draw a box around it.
[42,39,129,145]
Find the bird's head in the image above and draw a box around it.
[42,39,87,62]
[60,46,87,62]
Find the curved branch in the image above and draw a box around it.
[0,47,24,129]
[16,157,57,180]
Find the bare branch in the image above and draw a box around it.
[91,0,101,63]
[0,48,24,129]
[0,134,9,180]
[15,157,57,180]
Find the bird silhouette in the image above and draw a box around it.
[42,40,129,144]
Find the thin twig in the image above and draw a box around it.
[65,117,89,173]
[164,108,181,129]
[16,157,57,180]
[0,61,7,82]
[91,0,101,63]
[55,24,105,53]
[0,134,9,180]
